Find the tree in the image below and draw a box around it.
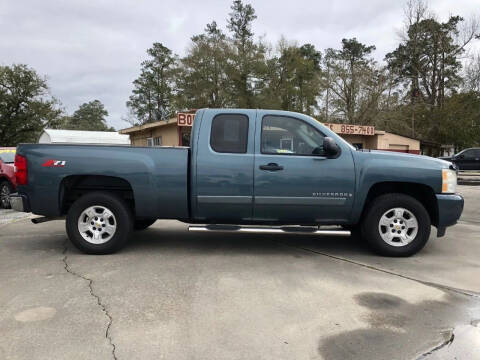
[0,64,62,146]
[258,40,322,115]
[226,0,265,107]
[177,21,231,109]
[464,53,480,92]
[385,2,479,141]
[322,38,386,124]
[431,92,480,149]
[386,15,478,108]
[127,43,177,124]
[65,100,113,131]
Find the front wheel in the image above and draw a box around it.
[361,193,431,257]
[66,192,133,254]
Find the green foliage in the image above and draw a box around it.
[257,40,322,115]
[386,16,466,107]
[125,0,479,148]
[64,100,113,131]
[322,38,387,124]
[0,64,63,146]
[177,22,231,109]
[127,43,178,124]
[226,0,266,108]
[384,12,480,145]
[433,92,480,149]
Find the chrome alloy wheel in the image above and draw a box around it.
[0,184,11,208]
[77,205,117,244]
[378,207,418,247]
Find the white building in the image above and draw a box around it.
[39,129,131,145]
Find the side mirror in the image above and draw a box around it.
[323,137,340,157]
[456,154,464,160]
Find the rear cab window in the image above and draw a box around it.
[210,114,249,153]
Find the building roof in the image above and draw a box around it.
[119,118,177,134]
[39,129,131,145]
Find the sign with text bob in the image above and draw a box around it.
[177,113,195,127]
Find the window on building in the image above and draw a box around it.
[147,137,162,147]
[153,137,162,146]
[280,138,293,151]
[181,127,191,146]
[210,114,249,153]
[261,115,325,155]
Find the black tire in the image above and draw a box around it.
[361,193,431,257]
[66,192,133,254]
[134,219,156,230]
[0,181,13,209]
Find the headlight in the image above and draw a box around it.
[442,169,457,193]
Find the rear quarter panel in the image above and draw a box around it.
[16,144,189,218]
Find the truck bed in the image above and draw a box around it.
[16,144,190,219]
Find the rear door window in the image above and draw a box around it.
[210,114,249,153]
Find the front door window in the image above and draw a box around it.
[261,115,325,156]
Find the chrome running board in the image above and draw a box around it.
[188,225,350,236]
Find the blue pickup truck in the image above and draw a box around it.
[10,109,463,256]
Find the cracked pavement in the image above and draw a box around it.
[62,241,117,359]
[0,185,479,360]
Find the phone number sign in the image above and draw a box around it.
[177,113,195,127]
[324,123,375,136]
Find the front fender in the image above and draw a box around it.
[351,151,444,223]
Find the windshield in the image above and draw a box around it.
[0,149,15,163]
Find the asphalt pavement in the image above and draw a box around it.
[0,186,479,360]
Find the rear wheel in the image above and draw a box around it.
[361,193,431,257]
[0,181,13,209]
[134,219,156,230]
[66,192,133,254]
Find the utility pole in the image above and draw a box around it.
[325,63,330,122]
[411,110,415,137]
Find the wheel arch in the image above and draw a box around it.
[361,181,438,226]
[59,175,135,216]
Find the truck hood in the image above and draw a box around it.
[366,150,453,169]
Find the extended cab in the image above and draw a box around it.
[10,109,463,256]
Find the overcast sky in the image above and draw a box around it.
[1,0,479,129]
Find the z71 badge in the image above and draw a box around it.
[42,160,66,167]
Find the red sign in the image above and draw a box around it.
[324,123,375,136]
[177,113,195,127]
